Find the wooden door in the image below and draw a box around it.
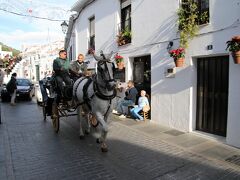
[196,56,229,136]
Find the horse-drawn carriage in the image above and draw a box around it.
[40,51,116,152]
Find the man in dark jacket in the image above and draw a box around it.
[6,72,17,106]
[115,80,138,118]
[53,50,72,96]
[70,53,88,79]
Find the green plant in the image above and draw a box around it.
[114,53,124,63]
[226,36,240,52]
[122,28,132,39]
[177,0,208,48]
[117,28,132,46]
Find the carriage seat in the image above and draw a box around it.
[49,77,73,101]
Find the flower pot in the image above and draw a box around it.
[232,51,240,64]
[174,58,185,67]
[232,35,240,42]
[117,61,125,69]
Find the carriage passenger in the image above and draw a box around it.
[52,50,72,96]
[130,90,149,121]
[70,53,88,80]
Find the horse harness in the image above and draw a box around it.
[73,75,116,118]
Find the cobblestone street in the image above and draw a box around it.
[1,101,240,180]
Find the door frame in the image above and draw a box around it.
[127,53,151,82]
[191,54,229,136]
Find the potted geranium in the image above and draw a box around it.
[114,53,124,69]
[169,48,185,67]
[226,35,240,64]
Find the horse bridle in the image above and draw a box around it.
[97,60,115,90]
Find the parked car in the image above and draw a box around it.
[1,78,35,102]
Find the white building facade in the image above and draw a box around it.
[65,0,240,148]
[13,41,64,82]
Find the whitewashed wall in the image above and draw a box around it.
[68,0,240,147]
[186,0,240,148]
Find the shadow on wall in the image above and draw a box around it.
[142,14,178,49]
[98,29,118,52]
[151,47,195,95]
[117,14,178,56]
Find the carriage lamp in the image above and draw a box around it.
[61,21,68,34]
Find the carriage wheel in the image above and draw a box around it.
[52,102,59,133]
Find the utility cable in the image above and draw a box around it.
[0,7,68,22]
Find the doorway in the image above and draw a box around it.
[133,55,151,118]
[196,56,229,136]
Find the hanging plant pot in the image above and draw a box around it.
[232,51,240,64]
[174,58,185,67]
[117,61,125,69]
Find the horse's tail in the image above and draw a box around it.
[73,77,94,104]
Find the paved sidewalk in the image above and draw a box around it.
[1,101,240,179]
[111,114,240,171]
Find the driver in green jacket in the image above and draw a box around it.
[53,50,72,96]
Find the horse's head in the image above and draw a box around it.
[93,51,116,91]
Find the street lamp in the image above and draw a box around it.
[61,21,68,34]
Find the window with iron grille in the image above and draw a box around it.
[89,16,95,51]
[181,0,209,25]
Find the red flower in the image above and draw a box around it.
[169,48,185,59]
[114,53,124,63]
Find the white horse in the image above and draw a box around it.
[73,51,116,152]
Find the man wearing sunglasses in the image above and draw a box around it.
[53,50,72,97]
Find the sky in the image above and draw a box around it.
[0,0,77,51]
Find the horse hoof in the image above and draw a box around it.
[79,135,85,139]
[101,147,108,152]
[85,130,90,135]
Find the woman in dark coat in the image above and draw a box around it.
[7,73,17,105]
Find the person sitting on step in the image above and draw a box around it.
[130,90,149,121]
[114,80,138,118]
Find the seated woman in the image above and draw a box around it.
[130,90,149,121]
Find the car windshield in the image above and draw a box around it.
[17,79,31,86]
